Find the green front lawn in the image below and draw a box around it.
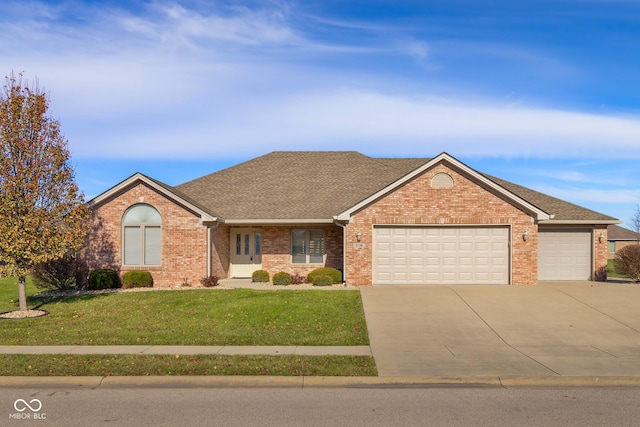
[0,276,39,313]
[0,285,369,346]
[0,354,377,376]
[0,279,375,376]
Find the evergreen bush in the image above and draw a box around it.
[307,267,342,284]
[122,271,153,289]
[312,275,333,287]
[87,269,121,290]
[252,270,270,283]
[272,272,292,286]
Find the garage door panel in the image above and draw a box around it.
[538,230,591,281]
[374,226,509,285]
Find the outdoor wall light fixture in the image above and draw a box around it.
[522,230,529,241]
[598,233,604,243]
[356,231,362,242]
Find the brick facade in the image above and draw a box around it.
[594,225,609,280]
[85,162,610,287]
[344,164,538,285]
[84,183,209,287]
[217,225,344,280]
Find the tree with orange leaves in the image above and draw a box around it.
[0,72,88,312]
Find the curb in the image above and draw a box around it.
[1,376,640,388]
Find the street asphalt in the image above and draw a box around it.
[2,279,640,387]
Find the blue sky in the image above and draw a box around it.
[2,0,639,225]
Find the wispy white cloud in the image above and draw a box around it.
[534,185,640,205]
[2,0,640,165]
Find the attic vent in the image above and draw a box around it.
[432,173,454,188]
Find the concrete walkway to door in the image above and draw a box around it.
[360,281,640,378]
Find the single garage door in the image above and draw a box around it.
[538,230,591,280]
[373,226,510,285]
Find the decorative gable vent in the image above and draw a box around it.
[431,173,454,188]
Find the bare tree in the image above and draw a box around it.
[631,205,640,243]
[0,72,89,311]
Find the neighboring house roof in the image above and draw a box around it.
[608,224,640,241]
[90,151,620,225]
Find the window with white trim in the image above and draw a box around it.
[123,204,162,266]
[292,229,324,264]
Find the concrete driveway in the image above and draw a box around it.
[360,281,640,377]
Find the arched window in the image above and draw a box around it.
[122,204,162,266]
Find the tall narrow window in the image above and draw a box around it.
[255,233,262,255]
[122,204,162,266]
[292,229,325,264]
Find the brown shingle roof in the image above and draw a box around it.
[176,152,427,220]
[175,151,617,222]
[484,175,618,222]
[608,224,639,241]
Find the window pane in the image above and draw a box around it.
[292,230,306,263]
[244,234,250,255]
[124,226,141,265]
[144,226,161,265]
[309,230,324,263]
[123,204,161,224]
[236,234,241,255]
[609,242,615,253]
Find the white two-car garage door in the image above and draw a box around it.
[373,226,510,285]
[538,230,592,280]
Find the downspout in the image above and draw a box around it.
[333,218,348,286]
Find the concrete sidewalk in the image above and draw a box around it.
[0,345,372,356]
[361,281,640,378]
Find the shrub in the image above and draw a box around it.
[32,252,86,291]
[272,272,292,286]
[87,269,121,290]
[312,275,333,287]
[122,271,153,289]
[614,244,640,282]
[200,275,219,287]
[291,272,306,285]
[307,267,342,284]
[252,270,270,283]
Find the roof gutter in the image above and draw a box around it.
[224,218,335,225]
[539,219,622,225]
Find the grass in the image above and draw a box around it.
[0,276,39,314]
[0,277,375,376]
[607,259,627,279]
[0,286,369,346]
[0,354,377,376]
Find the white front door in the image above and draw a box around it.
[230,229,263,278]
